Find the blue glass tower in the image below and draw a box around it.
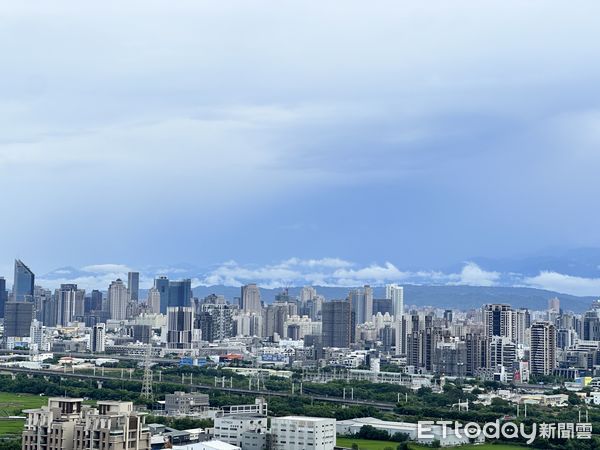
[13,259,34,302]
[168,279,192,308]
[154,276,170,314]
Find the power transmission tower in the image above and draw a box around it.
[141,344,153,401]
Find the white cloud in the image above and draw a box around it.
[199,259,412,288]
[450,262,501,287]
[524,271,600,297]
[281,257,353,269]
[81,264,132,273]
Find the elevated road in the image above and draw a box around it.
[0,366,397,411]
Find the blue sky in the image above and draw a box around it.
[3,1,600,294]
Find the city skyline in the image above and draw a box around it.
[3,3,600,448]
[4,250,600,297]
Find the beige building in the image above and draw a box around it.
[23,398,149,450]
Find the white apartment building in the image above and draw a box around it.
[270,416,336,450]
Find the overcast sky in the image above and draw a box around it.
[2,1,600,293]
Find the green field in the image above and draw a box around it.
[0,419,27,435]
[336,438,530,450]
[336,437,399,449]
[0,392,47,436]
[408,445,529,450]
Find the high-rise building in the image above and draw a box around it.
[4,301,34,338]
[128,271,140,302]
[108,279,128,320]
[348,286,373,325]
[583,307,600,341]
[530,321,557,376]
[487,336,517,381]
[55,284,84,327]
[86,290,103,313]
[13,259,34,302]
[407,327,442,371]
[168,279,192,308]
[483,304,515,341]
[0,277,7,318]
[91,323,106,353]
[264,301,297,339]
[548,297,560,313]
[35,286,54,326]
[300,286,317,303]
[30,319,45,352]
[167,306,194,349]
[154,276,169,314]
[322,300,353,348]
[241,284,261,313]
[385,284,404,319]
[197,303,234,342]
[465,332,488,376]
[146,287,161,313]
[514,308,531,345]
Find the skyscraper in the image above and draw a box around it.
[349,285,373,325]
[108,279,128,320]
[300,286,317,303]
[154,276,169,313]
[483,304,515,341]
[91,323,106,353]
[87,289,103,313]
[0,277,7,318]
[197,303,234,342]
[55,284,84,326]
[385,284,404,319]
[548,297,560,313]
[322,300,353,348]
[167,306,194,349]
[13,259,34,302]
[241,284,261,313]
[147,287,161,313]
[168,279,192,308]
[4,301,34,338]
[128,271,140,302]
[264,301,297,339]
[530,321,557,376]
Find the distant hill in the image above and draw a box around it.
[192,284,595,312]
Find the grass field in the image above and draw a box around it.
[0,392,47,436]
[408,445,529,450]
[336,438,530,450]
[336,437,399,449]
[0,419,27,435]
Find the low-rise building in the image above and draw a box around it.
[213,415,267,447]
[165,391,210,416]
[270,416,336,450]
